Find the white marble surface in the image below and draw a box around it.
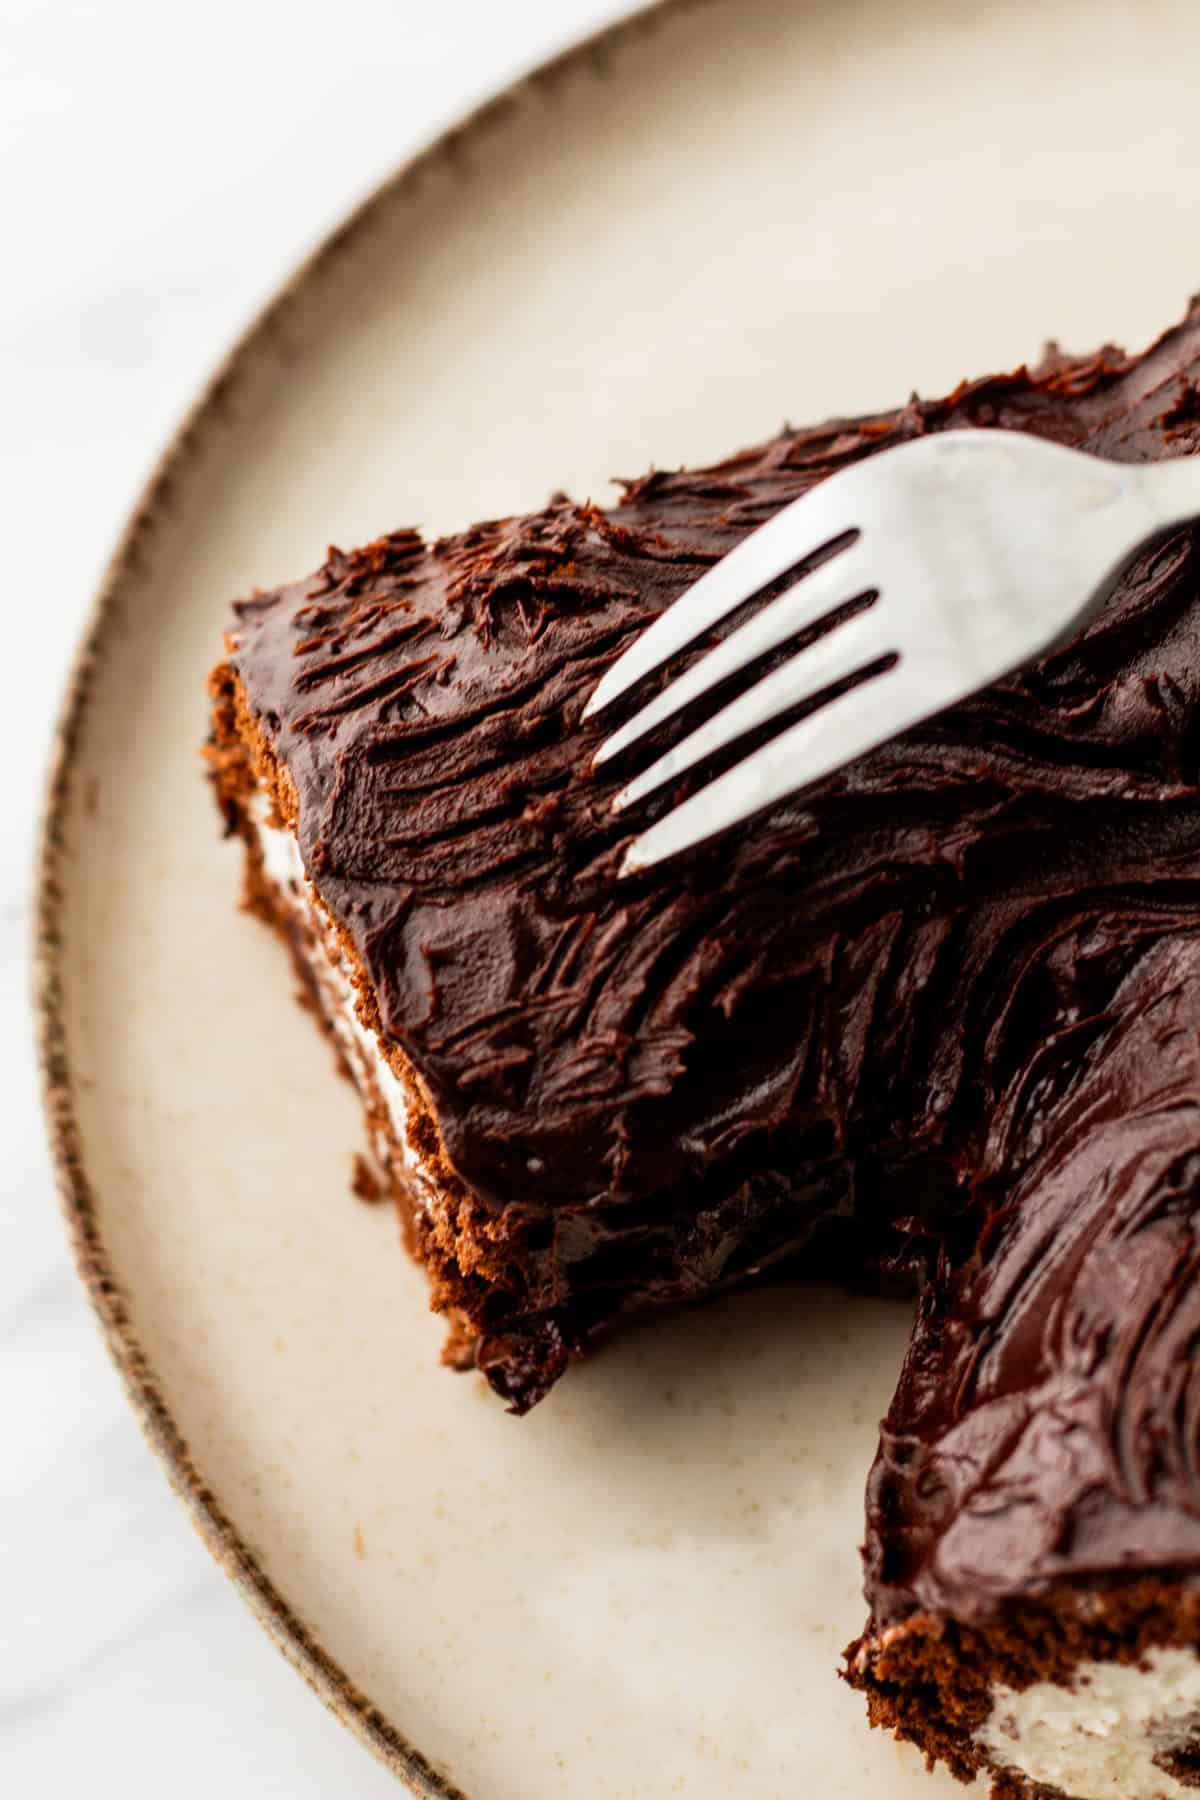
[2,4,628,1792]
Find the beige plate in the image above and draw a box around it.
[36,0,1200,1793]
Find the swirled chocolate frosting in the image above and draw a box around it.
[863,929,1200,1629]
[229,301,1200,1469]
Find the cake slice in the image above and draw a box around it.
[846,930,1200,1793]
[208,301,1200,1415]
[210,300,1200,1796]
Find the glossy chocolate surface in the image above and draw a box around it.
[231,305,1200,1450]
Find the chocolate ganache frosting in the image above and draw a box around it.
[231,301,1200,1423]
[864,932,1200,1629]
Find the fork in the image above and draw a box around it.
[583,429,1200,876]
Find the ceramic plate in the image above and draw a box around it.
[36,0,1200,1793]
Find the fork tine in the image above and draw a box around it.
[613,607,895,813]
[620,658,911,874]
[593,543,871,767]
[581,491,859,721]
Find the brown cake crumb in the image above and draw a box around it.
[351,1153,385,1205]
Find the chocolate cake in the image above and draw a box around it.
[208,300,1200,1797]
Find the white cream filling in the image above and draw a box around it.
[251,799,435,1208]
[979,1647,1200,1799]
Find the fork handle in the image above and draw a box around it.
[1140,452,1200,533]
[1061,453,1200,643]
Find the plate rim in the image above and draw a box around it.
[30,3,706,1791]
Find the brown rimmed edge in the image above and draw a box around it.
[31,2,716,1791]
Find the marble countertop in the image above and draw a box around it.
[2,4,626,1792]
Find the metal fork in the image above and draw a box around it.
[583,429,1200,875]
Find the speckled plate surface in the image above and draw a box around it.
[35,0,1200,1793]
